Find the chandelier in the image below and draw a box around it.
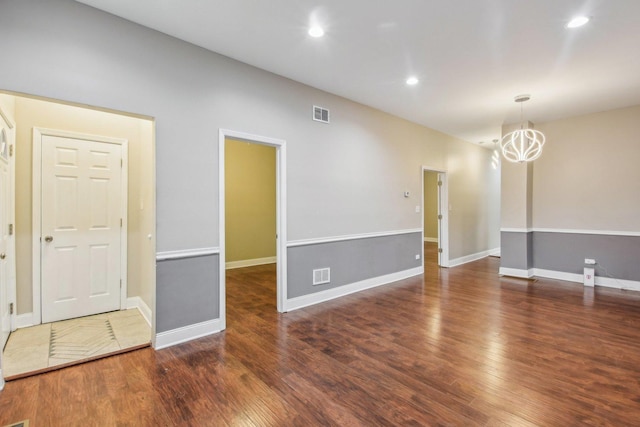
[500,95,545,163]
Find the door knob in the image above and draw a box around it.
[44,236,53,243]
[0,253,5,259]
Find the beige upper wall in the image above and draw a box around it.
[423,171,438,239]
[225,139,276,262]
[0,94,15,120]
[533,105,640,231]
[12,95,155,314]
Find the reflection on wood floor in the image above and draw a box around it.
[2,242,640,425]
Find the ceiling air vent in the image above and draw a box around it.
[313,105,330,123]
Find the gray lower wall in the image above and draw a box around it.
[501,231,640,282]
[500,231,533,270]
[533,232,640,281]
[156,254,219,333]
[287,232,422,299]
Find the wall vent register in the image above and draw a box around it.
[313,105,330,123]
[312,268,331,285]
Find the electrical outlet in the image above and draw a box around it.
[585,258,596,265]
[415,254,420,260]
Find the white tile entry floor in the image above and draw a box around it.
[2,309,150,379]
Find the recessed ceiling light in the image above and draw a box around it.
[567,16,590,28]
[308,26,325,38]
[406,77,419,86]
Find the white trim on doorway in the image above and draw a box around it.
[421,166,450,268]
[0,105,17,342]
[218,129,287,331]
[31,127,129,325]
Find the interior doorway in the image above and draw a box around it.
[422,167,449,268]
[218,129,287,330]
[1,92,156,381]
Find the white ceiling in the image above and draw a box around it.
[76,0,640,146]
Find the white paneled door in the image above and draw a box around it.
[41,135,123,323]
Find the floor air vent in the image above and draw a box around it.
[313,105,330,123]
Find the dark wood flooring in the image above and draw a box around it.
[2,243,640,425]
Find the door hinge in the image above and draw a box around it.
[120,279,122,288]
[437,215,442,220]
[8,223,13,235]
[9,145,13,157]
[438,248,443,253]
[120,218,123,227]
[121,158,123,167]
[437,180,442,186]
[9,302,14,315]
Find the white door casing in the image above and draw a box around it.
[33,129,128,324]
[0,112,14,350]
[218,129,287,330]
[422,166,449,268]
[437,173,444,266]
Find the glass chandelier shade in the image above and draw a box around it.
[500,95,546,163]
[500,128,545,163]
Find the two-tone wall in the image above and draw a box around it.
[0,0,500,348]
[500,105,640,289]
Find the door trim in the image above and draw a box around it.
[218,128,287,330]
[32,127,128,325]
[421,166,449,268]
[0,106,16,344]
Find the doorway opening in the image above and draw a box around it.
[218,129,287,331]
[422,167,449,268]
[1,92,156,381]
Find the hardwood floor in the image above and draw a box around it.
[3,243,640,425]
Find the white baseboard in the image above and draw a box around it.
[423,237,438,243]
[284,266,424,312]
[16,312,35,329]
[533,268,640,292]
[226,256,276,270]
[126,297,152,327]
[0,369,4,390]
[499,267,535,279]
[154,318,223,350]
[449,248,500,267]
[489,248,501,257]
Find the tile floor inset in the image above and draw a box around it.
[2,309,150,379]
[48,317,121,367]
